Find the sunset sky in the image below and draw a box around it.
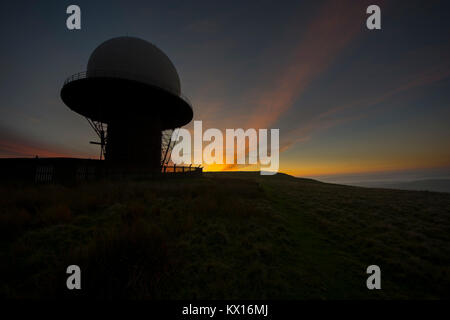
[1,0,449,183]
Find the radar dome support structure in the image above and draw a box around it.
[60,36,193,175]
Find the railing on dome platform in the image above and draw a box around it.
[63,70,193,107]
[162,165,202,174]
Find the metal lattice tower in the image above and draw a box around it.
[86,117,107,160]
[161,128,178,168]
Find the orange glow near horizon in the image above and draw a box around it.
[202,158,450,179]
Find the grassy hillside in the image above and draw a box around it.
[1,172,449,299]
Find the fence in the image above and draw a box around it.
[162,165,202,175]
[0,158,203,184]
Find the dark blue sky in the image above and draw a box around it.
[1,0,449,182]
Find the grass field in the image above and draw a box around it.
[1,172,449,299]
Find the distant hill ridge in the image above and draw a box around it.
[206,172,450,193]
[380,179,450,193]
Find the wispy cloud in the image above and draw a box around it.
[246,0,366,129]
[204,0,367,172]
[277,66,450,156]
[317,62,450,121]
[0,127,90,158]
[282,66,448,145]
